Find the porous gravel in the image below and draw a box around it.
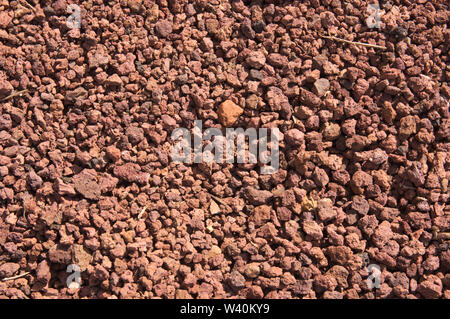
[0,0,449,299]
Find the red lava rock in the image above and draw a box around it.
[93,265,109,282]
[284,129,304,146]
[73,169,101,200]
[56,178,77,196]
[407,77,429,94]
[0,75,13,97]
[350,170,373,194]
[246,286,264,299]
[244,263,261,279]
[106,74,123,86]
[155,20,173,38]
[423,256,440,272]
[267,53,288,68]
[250,205,271,227]
[350,196,370,215]
[326,266,349,288]
[0,263,20,278]
[292,279,313,296]
[326,246,353,266]
[266,86,291,118]
[372,222,394,248]
[406,162,426,186]
[305,70,321,83]
[0,0,446,300]
[113,163,150,184]
[313,78,330,97]
[0,11,13,29]
[246,51,266,69]
[244,187,273,205]
[228,271,246,291]
[303,221,323,240]
[66,87,88,102]
[312,167,329,188]
[300,88,321,107]
[323,291,343,299]
[417,275,443,299]
[316,199,337,222]
[217,100,243,127]
[88,50,109,69]
[27,171,43,190]
[161,115,177,130]
[126,126,145,145]
[48,246,72,264]
[399,115,417,137]
[35,260,51,285]
[314,274,338,293]
[98,174,119,194]
[106,146,121,162]
[322,123,340,141]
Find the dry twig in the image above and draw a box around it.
[2,272,31,282]
[1,89,29,101]
[137,206,147,219]
[19,0,36,12]
[320,33,387,50]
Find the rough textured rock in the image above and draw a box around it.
[0,0,447,301]
[73,169,101,200]
[313,78,330,97]
[217,100,244,126]
[0,263,20,278]
[155,20,172,38]
[113,163,150,184]
[246,51,266,69]
[417,276,443,299]
[303,221,323,240]
[228,271,246,291]
[244,187,273,205]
